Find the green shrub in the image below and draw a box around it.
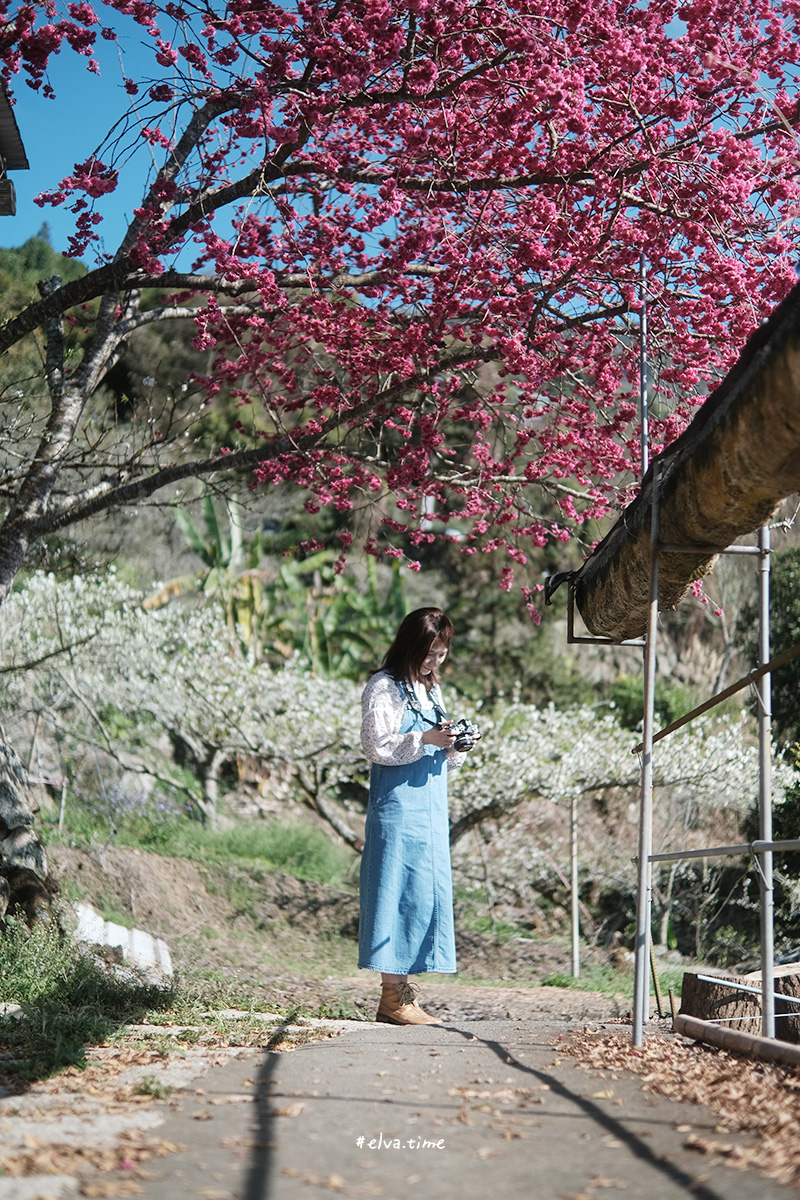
[0,917,77,1007]
[542,972,573,988]
[0,919,176,1079]
[608,674,699,731]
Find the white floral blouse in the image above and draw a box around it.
[360,670,464,771]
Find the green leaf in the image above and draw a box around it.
[201,494,227,567]
[174,508,210,563]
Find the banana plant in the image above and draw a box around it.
[173,491,244,594]
[152,493,408,676]
[245,551,408,678]
[146,492,255,643]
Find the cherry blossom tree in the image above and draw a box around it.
[0,0,798,607]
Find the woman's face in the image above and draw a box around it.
[420,637,449,677]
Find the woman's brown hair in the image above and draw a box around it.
[380,607,454,689]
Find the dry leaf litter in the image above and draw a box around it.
[567,1029,800,1186]
[0,1021,333,1196]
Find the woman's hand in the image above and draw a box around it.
[422,723,457,749]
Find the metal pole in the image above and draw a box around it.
[758,524,775,1038]
[571,791,580,978]
[649,837,800,863]
[633,461,660,1045]
[639,254,649,479]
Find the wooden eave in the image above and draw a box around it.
[569,278,800,642]
[0,89,28,171]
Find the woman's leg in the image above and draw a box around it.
[381,972,407,987]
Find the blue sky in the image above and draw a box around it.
[4,29,157,256]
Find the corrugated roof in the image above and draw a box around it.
[0,89,29,171]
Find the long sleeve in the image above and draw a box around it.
[446,745,466,772]
[361,671,425,766]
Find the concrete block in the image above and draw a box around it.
[74,902,105,944]
[104,921,131,954]
[155,938,172,975]
[73,902,172,979]
[130,927,157,969]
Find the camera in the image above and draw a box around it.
[450,717,480,752]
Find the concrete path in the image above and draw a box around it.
[130,1018,779,1200]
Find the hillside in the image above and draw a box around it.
[47,843,633,1022]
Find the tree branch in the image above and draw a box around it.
[450,800,508,846]
[21,342,498,534]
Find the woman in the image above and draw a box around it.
[359,607,466,1025]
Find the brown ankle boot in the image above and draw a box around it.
[376,981,441,1026]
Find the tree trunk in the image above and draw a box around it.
[0,741,52,926]
[313,789,364,853]
[295,763,364,851]
[680,967,800,1044]
[197,746,227,827]
[0,278,81,608]
[657,860,680,947]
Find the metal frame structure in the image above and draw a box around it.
[563,575,643,981]
[628,511,800,1046]
[567,511,800,1046]
[560,258,800,1044]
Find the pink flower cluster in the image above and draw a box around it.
[7,0,800,600]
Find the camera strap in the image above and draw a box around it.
[399,679,449,728]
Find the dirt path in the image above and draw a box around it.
[47,845,627,1005]
[0,992,794,1200]
[300,975,632,1024]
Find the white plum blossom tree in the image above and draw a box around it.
[0,571,364,836]
[448,703,793,945]
[2,569,791,951]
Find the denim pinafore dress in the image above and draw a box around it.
[358,682,457,975]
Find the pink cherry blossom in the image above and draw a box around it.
[0,0,798,603]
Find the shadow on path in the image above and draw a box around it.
[444,1024,728,1200]
[138,1018,770,1199]
[242,1021,303,1200]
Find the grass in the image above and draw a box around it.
[0,917,179,1079]
[541,960,685,1000]
[95,897,135,928]
[47,807,357,889]
[542,964,633,994]
[0,917,335,1081]
[134,1075,173,1099]
[304,997,372,1021]
[138,820,356,886]
[461,913,526,941]
[454,884,549,944]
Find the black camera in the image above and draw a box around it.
[450,717,480,752]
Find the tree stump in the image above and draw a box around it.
[681,966,800,1044]
[766,966,800,1044]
